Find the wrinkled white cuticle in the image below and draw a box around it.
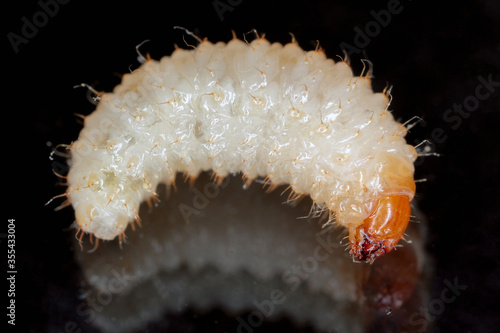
[67,37,416,240]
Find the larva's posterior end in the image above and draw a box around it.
[73,201,132,241]
[349,195,412,263]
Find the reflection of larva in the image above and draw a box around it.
[63,34,417,262]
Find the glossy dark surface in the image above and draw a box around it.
[8,0,499,332]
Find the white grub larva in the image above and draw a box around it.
[64,33,417,262]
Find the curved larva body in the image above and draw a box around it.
[67,37,417,260]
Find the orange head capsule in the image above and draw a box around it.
[349,195,411,262]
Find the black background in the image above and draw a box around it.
[4,0,500,332]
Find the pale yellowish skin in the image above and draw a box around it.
[62,37,418,262]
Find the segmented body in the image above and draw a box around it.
[66,36,417,260]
